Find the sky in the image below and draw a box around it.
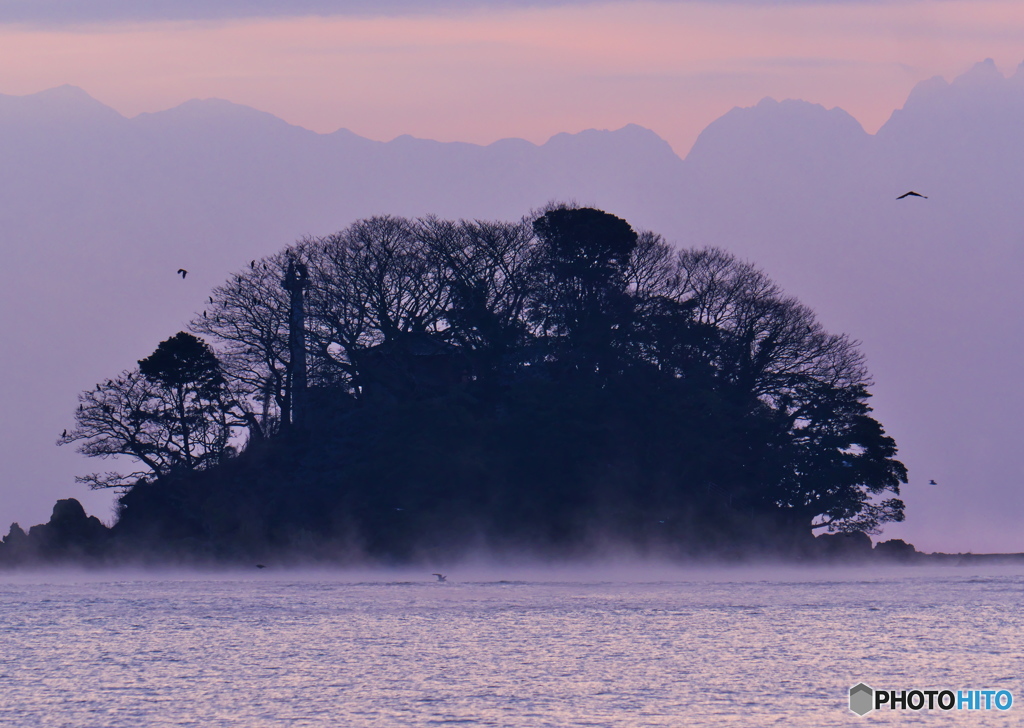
[1,0,1024,155]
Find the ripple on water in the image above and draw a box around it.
[0,568,1022,727]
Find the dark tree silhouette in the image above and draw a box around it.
[302,216,453,399]
[529,206,639,378]
[73,207,908,556]
[191,252,294,436]
[60,333,240,488]
[418,216,537,386]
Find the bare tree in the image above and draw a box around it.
[190,253,293,435]
[672,247,867,408]
[418,216,538,379]
[304,216,453,396]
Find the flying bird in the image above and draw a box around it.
[177,269,188,279]
[897,191,928,200]
[256,564,266,569]
[929,479,937,485]
[432,573,447,582]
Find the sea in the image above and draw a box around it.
[1,563,1021,727]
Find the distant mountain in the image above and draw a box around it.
[2,60,1023,552]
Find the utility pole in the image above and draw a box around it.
[282,257,310,429]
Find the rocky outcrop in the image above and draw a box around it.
[0,498,110,565]
[874,538,920,562]
[814,531,875,561]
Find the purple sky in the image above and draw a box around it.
[1,1,1023,154]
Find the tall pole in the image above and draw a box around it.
[283,258,309,429]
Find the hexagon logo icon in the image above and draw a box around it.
[849,683,874,716]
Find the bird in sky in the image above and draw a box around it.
[897,191,928,199]
[256,564,266,569]
[929,479,937,485]
[177,269,188,279]
[432,573,447,582]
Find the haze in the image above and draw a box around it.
[2,0,1024,554]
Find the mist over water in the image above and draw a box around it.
[2,563,1021,726]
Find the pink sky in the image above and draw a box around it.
[1,1,1023,154]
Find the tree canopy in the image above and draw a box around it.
[60,332,241,488]
[63,206,908,559]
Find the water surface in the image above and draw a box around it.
[1,565,1021,726]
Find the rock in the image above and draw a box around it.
[815,531,874,560]
[875,538,919,561]
[24,498,111,561]
[0,522,33,564]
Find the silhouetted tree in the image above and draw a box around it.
[671,247,867,408]
[658,248,906,534]
[760,382,908,535]
[60,333,239,488]
[303,216,453,397]
[528,207,639,377]
[418,216,537,384]
[90,207,908,554]
[191,252,293,435]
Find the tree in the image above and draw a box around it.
[123,208,908,550]
[659,248,907,535]
[760,382,908,535]
[303,216,453,397]
[418,216,538,384]
[190,253,293,435]
[60,333,238,488]
[529,206,639,377]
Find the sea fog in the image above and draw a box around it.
[2,562,1021,726]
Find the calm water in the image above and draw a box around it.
[1,565,1021,727]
